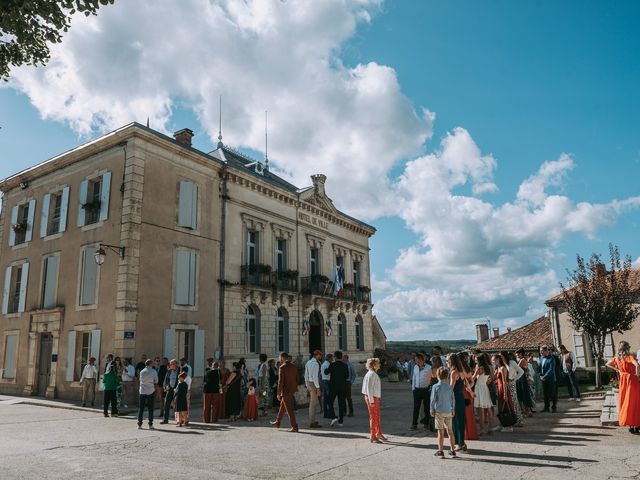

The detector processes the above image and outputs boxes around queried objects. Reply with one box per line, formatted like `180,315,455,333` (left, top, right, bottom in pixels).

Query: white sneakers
331,418,339,427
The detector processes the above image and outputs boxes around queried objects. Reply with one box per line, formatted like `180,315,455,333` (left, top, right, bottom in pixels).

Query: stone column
22,332,38,396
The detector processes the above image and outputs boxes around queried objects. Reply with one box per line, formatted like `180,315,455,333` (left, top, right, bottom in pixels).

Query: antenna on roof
264,110,269,171
217,95,224,148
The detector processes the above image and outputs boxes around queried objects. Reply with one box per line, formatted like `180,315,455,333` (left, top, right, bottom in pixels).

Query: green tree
560,244,639,388
0,0,115,80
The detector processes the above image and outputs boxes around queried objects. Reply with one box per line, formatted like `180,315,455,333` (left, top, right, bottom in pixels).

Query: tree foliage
560,244,639,387
0,0,115,80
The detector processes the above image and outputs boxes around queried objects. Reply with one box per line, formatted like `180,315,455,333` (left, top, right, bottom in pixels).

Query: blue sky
2,0,639,340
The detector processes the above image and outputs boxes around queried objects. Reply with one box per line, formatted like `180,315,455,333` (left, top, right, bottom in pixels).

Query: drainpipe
296,196,301,358
218,168,229,358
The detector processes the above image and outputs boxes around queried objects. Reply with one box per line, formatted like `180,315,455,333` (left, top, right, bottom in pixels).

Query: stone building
0,123,376,399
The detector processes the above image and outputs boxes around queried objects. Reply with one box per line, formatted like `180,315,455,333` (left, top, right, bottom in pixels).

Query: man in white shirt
559,344,581,401
410,354,431,430
305,350,323,428
80,356,98,407
121,359,135,408
180,357,193,378
137,359,158,429
321,353,334,419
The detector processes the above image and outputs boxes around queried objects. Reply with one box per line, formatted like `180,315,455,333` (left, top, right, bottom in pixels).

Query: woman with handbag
493,354,516,432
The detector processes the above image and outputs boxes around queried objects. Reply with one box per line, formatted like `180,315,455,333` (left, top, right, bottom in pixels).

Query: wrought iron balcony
240,264,273,289
301,275,334,297
356,288,371,303
273,271,298,292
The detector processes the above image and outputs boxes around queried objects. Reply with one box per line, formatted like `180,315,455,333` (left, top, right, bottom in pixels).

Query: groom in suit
540,346,558,412
271,352,299,432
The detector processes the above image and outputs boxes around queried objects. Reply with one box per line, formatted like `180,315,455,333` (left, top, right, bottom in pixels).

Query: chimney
475,324,489,344
174,128,194,147
492,327,500,339
507,327,512,333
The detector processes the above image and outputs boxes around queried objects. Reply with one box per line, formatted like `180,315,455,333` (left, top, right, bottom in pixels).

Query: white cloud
7,0,432,219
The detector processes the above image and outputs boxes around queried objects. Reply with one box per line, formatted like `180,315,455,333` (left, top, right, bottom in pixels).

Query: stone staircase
600,389,619,426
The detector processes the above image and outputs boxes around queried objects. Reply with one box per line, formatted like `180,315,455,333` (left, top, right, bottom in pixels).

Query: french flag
334,264,345,297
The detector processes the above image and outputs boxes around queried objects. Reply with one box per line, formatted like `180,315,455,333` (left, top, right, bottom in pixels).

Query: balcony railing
301,276,334,297
240,265,273,289
356,288,371,303
273,271,298,292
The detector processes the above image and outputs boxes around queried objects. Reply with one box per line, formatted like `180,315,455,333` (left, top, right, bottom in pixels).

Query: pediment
300,174,338,214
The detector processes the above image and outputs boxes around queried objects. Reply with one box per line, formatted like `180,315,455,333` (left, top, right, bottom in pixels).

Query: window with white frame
338,313,347,351
245,305,260,354
177,180,198,229
246,230,259,265
77,172,111,227
310,248,319,275
41,255,59,309
65,329,101,382
276,307,289,353
573,332,586,367
275,238,287,272
79,246,98,306
41,187,69,237
75,331,91,381
9,200,35,246
2,334,18,379
176,330,194,367
174,248,198,307
2,262,29,314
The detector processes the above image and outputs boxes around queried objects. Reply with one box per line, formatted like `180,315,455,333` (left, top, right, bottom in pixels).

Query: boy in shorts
430,367,456,458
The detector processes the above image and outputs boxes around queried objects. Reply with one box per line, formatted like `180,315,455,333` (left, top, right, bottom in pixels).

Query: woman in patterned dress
256,353,271,416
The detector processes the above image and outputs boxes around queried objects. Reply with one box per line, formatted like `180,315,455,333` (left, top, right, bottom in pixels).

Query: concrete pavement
0,382,638,480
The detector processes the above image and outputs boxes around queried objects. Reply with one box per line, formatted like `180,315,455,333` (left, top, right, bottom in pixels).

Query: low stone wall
600,389,619,426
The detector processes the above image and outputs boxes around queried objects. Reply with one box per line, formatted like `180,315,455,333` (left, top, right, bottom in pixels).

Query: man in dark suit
271,352,298,432
325,350,349,427
539,345,558,412
203,358,223,423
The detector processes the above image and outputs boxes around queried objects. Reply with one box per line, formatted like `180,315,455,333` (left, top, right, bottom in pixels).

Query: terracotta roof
545,268,640,304
471,316,552,352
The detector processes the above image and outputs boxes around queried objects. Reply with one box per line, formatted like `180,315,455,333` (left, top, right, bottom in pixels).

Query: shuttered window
9,200,35,246
41,255,59,309
2,262,29,314
78,173,111,227
79,246,98,305
573,332,586,367
2,334,18,379
178,181,198,229
175,249,197,306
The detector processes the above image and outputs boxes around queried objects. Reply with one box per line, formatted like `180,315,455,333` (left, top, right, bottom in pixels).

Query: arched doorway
308,310,323,355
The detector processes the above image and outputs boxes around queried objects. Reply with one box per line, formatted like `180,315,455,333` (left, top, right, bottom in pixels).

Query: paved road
0,382,638,480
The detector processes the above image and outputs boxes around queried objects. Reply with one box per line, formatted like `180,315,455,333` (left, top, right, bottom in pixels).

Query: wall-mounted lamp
94,244,125,265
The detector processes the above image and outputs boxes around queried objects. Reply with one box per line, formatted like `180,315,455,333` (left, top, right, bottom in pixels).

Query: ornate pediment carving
300,174,338,214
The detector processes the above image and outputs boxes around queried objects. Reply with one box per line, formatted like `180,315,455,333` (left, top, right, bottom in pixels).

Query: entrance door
308,310,323,355
37,333,53,396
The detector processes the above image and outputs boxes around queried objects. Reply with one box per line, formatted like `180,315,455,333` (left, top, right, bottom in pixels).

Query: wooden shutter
42,256,58,309
190,183,198,229
66,330,76,381
573,332,586,367
178,181,197,229
18,262,29,313
604,335,615,359
99,172,111,222
59,186,70,232
3,335,18,379
188,251,197,306
8,206,18,246
89,329,101,370
163,328,175,359
2,266,11,314
77,180,88,226
40,194,51,238
80,248,97,305
193,329,204,377
25,199,36,242
175,249,190,305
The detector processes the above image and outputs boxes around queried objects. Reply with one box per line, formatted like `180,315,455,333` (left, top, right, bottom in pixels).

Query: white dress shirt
321,360,331,381
361,370,381,403
80,364,98,382
138,366,158,395
304,358,321,388
508,360,524,381
562,351,577,372
412,364,431,390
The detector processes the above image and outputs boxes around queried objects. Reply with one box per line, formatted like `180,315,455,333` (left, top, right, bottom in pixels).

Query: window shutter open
2,266,11,314
99,172,111,222
80,248,97,305
77,180,88,226
175,250,190,305
43,256,58,309
188,251,197,306
190,183,198,229
4,335,18,378
59,186,70,232
40,194,51,238
178,181,196,228
25,199,36,242
66,330,76,381
18,262,29,313
163,328,175,359
90,329,101,371
8,205,18,246
194,329,204,377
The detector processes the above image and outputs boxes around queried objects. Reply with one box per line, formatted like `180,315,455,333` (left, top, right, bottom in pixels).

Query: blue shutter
178,181,194,228
18,262,29,313
163,329,175,359
90,329,101,371
80,248,97,305
25,199,36,242
43,256,58,309
77,180,88,226
188,251,197,306
40,194,51,238
66,330,76,381
190,183,198,229
194,329,205,377
59,187,70,232
8,206,18,246
99,172,111,222
2,266,12,314
175,250,190,305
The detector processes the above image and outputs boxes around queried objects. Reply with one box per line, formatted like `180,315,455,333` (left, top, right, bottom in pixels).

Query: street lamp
94,244,125,265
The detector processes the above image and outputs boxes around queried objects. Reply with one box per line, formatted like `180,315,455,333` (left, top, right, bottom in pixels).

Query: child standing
430,368,457,459
174,373,189,427
243,378,259,421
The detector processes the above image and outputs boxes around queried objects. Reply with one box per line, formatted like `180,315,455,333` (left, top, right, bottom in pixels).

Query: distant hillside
386,339,476,354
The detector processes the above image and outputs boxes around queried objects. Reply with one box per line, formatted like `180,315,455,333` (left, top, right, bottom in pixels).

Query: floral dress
257,362,271,411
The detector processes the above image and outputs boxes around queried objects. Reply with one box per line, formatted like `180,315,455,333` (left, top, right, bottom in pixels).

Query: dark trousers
565,371,581,399
203,393,223,423
137,393,154,426
345,382,354,415
163,388,175,422
329,388,346,423
412,387,429,426
543,380,558,411
322,380,334,418
103,390,118,416
276,394,297,428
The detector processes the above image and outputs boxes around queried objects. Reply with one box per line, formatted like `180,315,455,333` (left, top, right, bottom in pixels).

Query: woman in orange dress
460,354,479,441
243,378,259,421
492,354,513,432
606,341,640,434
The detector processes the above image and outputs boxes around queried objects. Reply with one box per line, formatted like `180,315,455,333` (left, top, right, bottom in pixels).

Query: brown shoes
288,426,299,433
309,422,322,428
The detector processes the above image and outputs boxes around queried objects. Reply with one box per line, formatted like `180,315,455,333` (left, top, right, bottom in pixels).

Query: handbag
497,404,517,427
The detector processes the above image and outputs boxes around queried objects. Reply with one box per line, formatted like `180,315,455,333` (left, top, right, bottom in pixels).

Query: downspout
296,196,301,357
218,168,229,358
